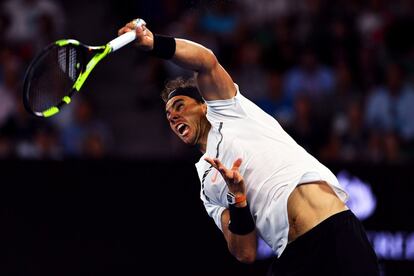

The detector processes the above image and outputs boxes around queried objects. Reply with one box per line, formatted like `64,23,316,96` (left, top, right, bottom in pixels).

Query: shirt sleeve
200,192,226,231
205,84,247,123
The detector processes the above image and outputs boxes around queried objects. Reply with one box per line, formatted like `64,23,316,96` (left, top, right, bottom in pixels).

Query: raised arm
118,19,236,101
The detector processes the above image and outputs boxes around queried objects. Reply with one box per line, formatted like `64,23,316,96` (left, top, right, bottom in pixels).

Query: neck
197,119,211,154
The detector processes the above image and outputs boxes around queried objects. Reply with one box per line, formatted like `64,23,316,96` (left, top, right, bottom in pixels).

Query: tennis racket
23,19,146,118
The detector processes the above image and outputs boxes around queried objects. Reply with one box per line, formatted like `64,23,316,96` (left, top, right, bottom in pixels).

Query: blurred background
1,0,414,275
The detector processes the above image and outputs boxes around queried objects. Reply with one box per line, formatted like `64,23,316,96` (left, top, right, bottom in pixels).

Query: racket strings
27,45,83,113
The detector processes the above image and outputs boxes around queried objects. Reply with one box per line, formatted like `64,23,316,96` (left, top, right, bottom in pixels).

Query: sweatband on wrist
228,204,255,235
149,34,176,59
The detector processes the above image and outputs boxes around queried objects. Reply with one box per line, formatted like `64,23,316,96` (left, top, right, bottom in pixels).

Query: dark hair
161,77,202,103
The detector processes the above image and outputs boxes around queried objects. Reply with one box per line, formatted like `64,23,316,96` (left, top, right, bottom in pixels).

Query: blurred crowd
1,0,414,163
0,0,111,160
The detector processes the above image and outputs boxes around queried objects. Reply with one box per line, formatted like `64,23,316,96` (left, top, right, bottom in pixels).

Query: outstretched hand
204,157,246,196
118,19,154,51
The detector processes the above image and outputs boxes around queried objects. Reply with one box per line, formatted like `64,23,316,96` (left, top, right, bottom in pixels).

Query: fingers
204,157,243,180
118,26,130,36
231,158,242,171
233,170,243,183
213,158,226,174
117,26,143,36
117,20,146,37
204,158,227,180
204,157,227,173
204,157,215,167
204,157,244,188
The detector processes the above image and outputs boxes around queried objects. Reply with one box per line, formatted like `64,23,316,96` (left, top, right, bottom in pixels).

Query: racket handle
109,31,136,52
109,18,146,52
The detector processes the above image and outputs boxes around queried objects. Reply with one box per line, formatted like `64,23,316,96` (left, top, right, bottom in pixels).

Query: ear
202,103,207,114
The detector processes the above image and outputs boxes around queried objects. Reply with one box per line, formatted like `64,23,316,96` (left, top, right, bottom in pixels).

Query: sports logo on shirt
211,170,219,184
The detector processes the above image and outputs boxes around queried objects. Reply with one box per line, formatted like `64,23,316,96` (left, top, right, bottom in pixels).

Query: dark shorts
267,210,380,276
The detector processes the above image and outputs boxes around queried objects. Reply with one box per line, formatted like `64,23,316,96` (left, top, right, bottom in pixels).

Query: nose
168,111,179,124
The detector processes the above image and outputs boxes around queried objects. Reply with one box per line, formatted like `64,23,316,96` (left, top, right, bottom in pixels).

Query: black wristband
228,204,255,235
149,34,176,59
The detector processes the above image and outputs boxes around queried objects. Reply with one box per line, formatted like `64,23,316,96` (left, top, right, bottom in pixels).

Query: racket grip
109,31,137,52
109,19,146,52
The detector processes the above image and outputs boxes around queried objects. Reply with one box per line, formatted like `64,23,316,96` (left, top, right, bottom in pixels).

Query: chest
200,163,228,206
199,131,241,205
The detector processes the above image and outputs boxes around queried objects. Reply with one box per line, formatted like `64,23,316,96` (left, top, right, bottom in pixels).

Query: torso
198,89,349,256
287,181,348,242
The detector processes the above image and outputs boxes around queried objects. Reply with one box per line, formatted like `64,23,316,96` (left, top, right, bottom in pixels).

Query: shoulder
205,84,249,122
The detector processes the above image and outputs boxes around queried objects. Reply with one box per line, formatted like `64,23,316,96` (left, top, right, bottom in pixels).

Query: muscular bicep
196,62,237,101
172,39,236,101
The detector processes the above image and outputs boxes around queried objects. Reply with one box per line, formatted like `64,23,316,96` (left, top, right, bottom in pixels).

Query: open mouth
176,123,190,137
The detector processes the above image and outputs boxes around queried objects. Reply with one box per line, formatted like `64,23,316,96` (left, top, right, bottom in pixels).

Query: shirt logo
211,170,219,184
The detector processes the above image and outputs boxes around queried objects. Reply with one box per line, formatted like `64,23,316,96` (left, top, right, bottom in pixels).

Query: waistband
286,210,353,249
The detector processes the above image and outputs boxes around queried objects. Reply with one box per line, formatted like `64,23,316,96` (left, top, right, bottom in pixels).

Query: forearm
172,38,218,74
221,209,257,263
118,22,217,73
118,20,235,100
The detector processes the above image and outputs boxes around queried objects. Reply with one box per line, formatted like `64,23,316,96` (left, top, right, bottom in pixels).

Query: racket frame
23,26,141,118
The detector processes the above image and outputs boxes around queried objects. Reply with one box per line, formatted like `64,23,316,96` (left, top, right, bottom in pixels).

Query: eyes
166,102,184,118
177,103,184,111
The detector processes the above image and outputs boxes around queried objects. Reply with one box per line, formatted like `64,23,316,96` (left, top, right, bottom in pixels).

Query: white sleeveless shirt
195,86,348,257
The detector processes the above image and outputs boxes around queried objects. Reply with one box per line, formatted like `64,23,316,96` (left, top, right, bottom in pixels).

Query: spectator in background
326,62,367,162
0,137,13,158
0,84,16,129
283,48,335,107
365,131,383,163
0,47,19,151
0,11,10,46
338,101,368,162
319,133,342,162
0,46,23,95
200,1,240,36
232,41,268,102
60,99,112,158
165,10,218,79
325,16,360,71
255,71,293,127
240,0,293,27
1,98,55,159
261,17,296,72
15,124,62,159
356,0,388,49
0,73,16,128
285,94,323,155
365,131,403,163
2,0,64,50
330,61,361,118
198,2,242,67
364,63,414,153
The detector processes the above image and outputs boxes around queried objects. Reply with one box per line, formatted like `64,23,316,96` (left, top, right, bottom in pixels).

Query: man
118,19,379,275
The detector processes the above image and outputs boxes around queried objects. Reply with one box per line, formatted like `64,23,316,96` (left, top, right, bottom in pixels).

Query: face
165,95,207,145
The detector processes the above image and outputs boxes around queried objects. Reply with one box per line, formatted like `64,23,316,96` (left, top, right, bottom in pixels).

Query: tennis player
118,19,379,275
